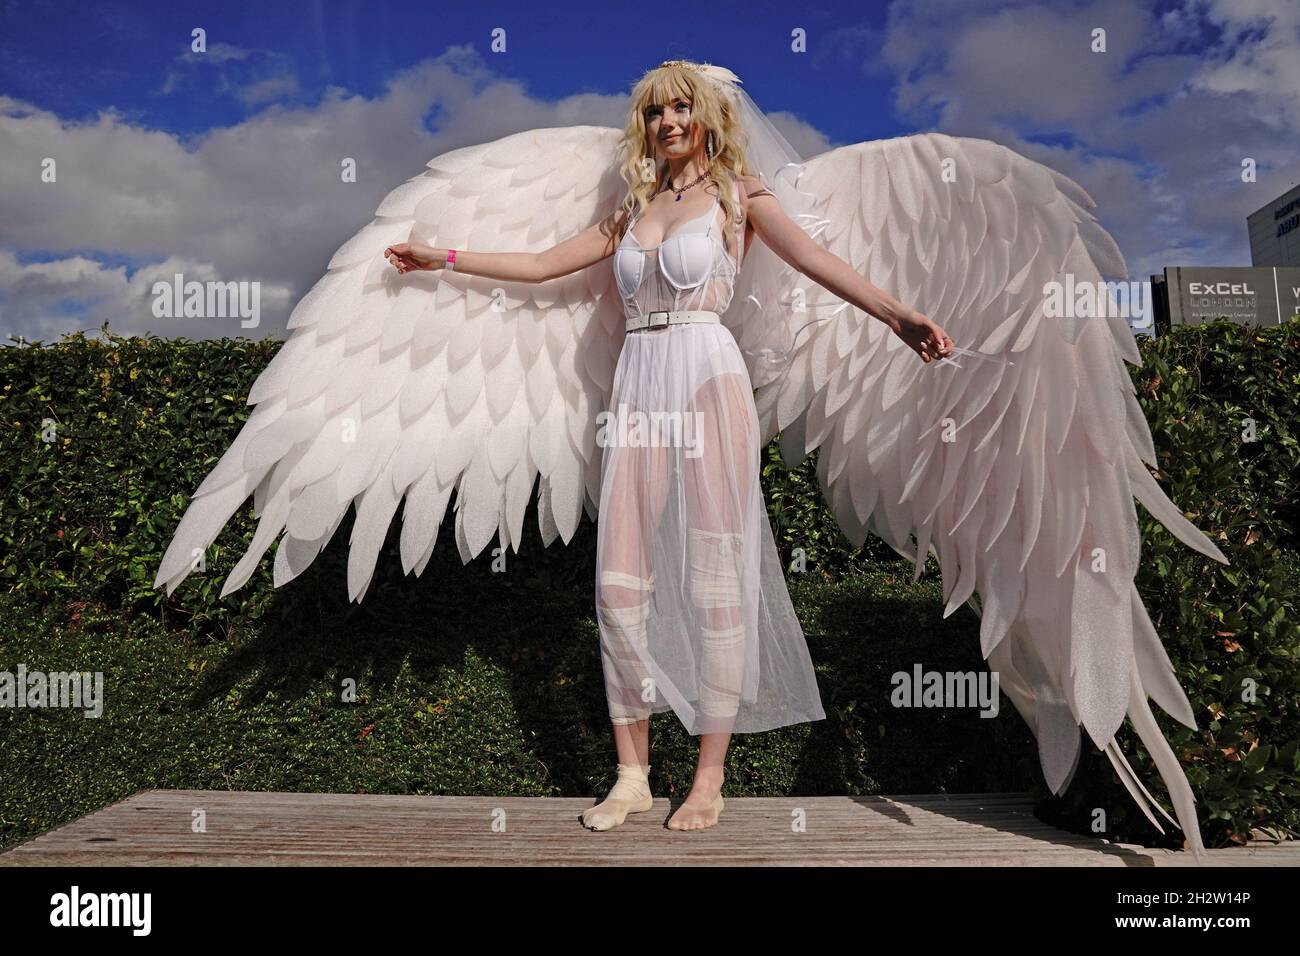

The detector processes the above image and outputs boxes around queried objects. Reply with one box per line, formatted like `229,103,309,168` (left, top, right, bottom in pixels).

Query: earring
706,131,715,161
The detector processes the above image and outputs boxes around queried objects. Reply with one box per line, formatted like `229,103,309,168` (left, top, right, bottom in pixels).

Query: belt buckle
647,310,670,329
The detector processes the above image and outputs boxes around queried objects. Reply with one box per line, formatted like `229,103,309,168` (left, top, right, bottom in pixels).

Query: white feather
155,126,627,601
757,132,1230,853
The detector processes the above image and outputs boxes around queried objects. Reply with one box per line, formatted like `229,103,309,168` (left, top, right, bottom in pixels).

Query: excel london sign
1166,266,1300,327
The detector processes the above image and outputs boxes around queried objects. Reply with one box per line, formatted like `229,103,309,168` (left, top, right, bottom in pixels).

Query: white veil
689,62,838,388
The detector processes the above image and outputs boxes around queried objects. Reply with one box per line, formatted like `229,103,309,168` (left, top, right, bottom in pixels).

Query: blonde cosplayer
156,57,1228,855
616,61,751,241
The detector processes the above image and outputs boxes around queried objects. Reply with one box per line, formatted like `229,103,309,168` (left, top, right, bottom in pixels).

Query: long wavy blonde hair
616,61,753,238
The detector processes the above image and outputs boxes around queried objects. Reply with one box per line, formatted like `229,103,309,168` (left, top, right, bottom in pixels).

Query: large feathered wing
154,125,627,603
755,132,1229,856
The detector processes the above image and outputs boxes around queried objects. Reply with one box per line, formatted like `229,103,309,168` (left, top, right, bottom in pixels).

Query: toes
667,810,712,830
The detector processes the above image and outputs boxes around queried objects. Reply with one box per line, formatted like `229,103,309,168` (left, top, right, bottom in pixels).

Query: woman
384,61,953,832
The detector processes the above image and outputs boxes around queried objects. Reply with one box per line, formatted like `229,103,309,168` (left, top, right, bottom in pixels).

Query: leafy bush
1,318,1296,851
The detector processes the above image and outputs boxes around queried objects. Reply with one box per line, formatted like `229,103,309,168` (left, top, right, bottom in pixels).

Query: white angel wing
154,125,627,603
757,132,1229,856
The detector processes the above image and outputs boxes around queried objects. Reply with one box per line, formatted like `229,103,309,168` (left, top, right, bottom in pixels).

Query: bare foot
670,790,722,832
666,768,725,831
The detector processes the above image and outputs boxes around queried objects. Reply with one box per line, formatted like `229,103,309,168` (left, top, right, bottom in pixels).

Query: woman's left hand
890,309,953,364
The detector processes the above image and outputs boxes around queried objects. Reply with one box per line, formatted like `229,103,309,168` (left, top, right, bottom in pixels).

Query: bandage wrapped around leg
687,529,745,722
596,570,655,725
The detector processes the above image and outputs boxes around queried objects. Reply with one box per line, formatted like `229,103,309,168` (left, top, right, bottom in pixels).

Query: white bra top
612,179,742,324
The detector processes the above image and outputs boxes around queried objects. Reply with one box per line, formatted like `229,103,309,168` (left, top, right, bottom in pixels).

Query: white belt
626,310,721,333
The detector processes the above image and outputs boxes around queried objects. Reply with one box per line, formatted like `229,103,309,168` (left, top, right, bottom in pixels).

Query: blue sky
1,0,915,142
2,0,1298,341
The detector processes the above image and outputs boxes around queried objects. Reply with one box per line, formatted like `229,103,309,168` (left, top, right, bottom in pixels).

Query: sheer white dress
595,175,826,735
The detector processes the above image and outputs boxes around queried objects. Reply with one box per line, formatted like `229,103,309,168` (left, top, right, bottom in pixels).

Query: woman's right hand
384,242,443,274
889,308,953,364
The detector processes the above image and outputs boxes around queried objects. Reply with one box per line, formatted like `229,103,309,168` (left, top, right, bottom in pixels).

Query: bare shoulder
737,173,776,201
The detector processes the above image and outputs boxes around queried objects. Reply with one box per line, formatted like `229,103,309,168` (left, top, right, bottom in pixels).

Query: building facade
1249,182,1300,268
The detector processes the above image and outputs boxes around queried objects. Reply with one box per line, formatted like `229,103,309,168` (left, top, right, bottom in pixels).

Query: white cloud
160,41,276,98
1189,0,1300,125
865,0,1300,279
7,18,1292,346
0,249,298,343
0,45,631,343
233,72,301,107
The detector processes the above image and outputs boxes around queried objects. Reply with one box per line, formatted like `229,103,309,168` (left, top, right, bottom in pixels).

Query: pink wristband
445,249,457,271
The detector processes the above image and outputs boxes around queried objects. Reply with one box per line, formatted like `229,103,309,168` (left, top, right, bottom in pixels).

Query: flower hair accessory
659,60,743,104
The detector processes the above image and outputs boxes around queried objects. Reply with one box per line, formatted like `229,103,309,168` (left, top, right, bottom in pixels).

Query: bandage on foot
581,763,653,831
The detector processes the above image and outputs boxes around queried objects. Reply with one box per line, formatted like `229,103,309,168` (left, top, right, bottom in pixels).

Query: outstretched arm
741,174,953,363
384,209,625,284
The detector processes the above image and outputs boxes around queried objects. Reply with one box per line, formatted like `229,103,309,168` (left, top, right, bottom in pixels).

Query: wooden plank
2,790,1295,866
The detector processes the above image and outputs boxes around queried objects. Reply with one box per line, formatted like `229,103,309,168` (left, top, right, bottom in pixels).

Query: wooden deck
2,790,1295,866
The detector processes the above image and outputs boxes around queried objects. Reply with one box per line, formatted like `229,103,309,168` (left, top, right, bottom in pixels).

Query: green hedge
1049,320,1300,845
0,318,1296,852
